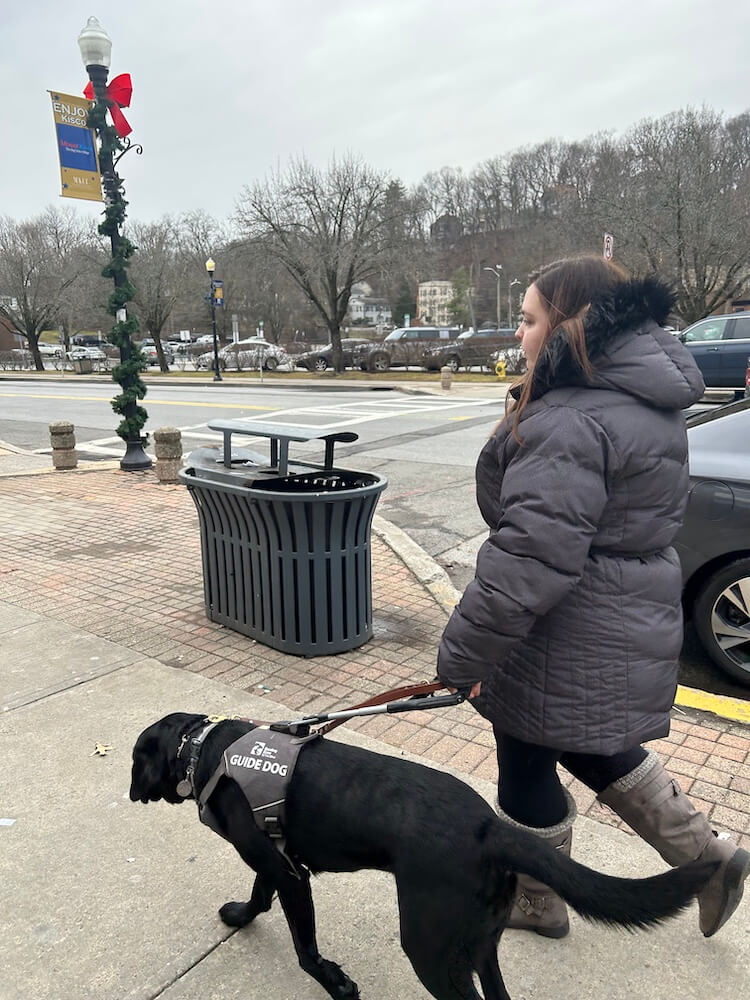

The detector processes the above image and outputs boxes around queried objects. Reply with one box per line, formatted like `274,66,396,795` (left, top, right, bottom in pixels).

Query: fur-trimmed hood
529,276,704,410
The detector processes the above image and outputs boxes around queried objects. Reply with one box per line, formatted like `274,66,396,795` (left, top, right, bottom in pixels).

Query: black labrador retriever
130,713,716,1000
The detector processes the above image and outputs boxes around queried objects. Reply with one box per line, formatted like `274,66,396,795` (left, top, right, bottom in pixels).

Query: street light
205,257,222,382
78,16,151,471
483,264,503,329
508,279,522,328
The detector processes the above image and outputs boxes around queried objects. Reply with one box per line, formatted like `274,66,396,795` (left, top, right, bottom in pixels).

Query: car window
683,318,730,343
727,315,750,340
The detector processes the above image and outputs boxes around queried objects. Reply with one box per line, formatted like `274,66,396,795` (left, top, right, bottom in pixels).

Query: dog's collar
176,718,220,799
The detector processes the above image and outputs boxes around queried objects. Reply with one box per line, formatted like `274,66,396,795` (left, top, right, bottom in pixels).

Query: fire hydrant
495,359,507,379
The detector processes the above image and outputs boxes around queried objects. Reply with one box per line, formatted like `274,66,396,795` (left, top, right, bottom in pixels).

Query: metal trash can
72,358,93,374
179,420,387,656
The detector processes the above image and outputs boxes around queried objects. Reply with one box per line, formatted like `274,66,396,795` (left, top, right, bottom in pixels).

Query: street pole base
213,373,223,382
120,438,153,472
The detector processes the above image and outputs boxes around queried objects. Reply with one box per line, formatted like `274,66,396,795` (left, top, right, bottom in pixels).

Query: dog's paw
316,958,359,999
219,901,254,928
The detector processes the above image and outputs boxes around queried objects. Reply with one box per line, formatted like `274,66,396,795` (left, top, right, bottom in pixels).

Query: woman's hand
446,681,482,699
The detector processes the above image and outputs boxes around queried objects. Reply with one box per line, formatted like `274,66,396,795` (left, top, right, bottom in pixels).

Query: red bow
83,73,133,138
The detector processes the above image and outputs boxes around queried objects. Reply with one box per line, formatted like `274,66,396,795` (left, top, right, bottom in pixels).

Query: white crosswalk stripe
34,396,497,455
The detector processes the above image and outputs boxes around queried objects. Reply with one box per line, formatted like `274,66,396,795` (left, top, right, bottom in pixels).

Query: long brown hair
506,255,630,439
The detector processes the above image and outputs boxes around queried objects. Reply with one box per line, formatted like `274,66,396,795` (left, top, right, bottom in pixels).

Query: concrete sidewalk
0,457,749,998
2,603,748,1000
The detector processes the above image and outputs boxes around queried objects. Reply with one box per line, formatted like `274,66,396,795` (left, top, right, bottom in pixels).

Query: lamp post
78,16,151,471
483,265,503,329
205,258,222,382
508,279,522,328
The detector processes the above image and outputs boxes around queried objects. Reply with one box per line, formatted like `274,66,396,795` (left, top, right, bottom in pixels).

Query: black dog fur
130,713,717,1000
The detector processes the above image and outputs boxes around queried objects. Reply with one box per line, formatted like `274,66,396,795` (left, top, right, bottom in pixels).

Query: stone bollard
154,426,182,483
49,421,78,470
440,365,452,390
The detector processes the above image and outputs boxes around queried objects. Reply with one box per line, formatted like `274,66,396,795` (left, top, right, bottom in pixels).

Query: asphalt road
1,378,746,701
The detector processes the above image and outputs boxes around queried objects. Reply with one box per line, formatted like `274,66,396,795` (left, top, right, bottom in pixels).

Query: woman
437,255,749,940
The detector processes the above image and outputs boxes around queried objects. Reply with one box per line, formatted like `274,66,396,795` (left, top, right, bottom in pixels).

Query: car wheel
367,351,390,373
314,357,328,372
692,557,750,686
447,356,461,374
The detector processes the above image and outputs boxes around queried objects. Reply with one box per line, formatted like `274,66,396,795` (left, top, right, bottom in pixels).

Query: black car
679,312,750,397
422,328,518,372
354,327,461,372
294,339,371,372
677,398,750,685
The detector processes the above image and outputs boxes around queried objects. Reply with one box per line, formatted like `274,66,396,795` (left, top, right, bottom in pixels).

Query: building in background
347,282,392,330
417,280,454,325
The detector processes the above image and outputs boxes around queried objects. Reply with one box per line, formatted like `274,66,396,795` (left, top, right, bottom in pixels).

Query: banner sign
49,90,103,202
212,279,224,307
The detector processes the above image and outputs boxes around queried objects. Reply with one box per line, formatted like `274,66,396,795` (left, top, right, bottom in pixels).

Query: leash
268,680,469,737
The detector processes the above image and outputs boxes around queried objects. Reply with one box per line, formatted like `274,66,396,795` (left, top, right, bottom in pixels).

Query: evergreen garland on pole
87,94,148,444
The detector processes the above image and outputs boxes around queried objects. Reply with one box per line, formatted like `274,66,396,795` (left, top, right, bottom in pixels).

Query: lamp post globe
205,258,222,382
77,16,112,69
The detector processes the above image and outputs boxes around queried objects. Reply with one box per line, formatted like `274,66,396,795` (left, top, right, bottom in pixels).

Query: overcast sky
3,1,749,227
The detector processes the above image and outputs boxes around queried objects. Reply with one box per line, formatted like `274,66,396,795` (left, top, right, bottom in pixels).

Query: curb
372,514,750,727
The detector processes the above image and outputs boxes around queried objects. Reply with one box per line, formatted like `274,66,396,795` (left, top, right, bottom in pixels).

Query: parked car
196,337,288,371
422,328,518,372
71,335,107,347
194,334,215,346
137,338,174,364
67,345,107,361
679,312,750,397
677,398,750,685
295,339,371,372
487,346,527,376
354,326,461,372
38,342,65,358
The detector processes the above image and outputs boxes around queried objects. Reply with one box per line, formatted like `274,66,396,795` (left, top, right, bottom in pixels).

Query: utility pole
483,264,503,329
508,279,521,328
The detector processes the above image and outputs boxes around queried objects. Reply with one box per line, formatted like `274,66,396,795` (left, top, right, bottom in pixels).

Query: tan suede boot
495,789,576,939
598,751,750,937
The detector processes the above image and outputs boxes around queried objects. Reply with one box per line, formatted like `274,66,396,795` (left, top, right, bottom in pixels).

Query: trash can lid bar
207,420,359,445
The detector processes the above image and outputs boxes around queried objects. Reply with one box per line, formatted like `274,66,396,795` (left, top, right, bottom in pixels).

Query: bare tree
236,156,400,371
128,217,191,371
588,109,750,322
0,207,88,369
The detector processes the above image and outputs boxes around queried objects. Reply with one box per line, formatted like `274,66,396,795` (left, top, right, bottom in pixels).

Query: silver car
677,399,750,685
197,338,288,371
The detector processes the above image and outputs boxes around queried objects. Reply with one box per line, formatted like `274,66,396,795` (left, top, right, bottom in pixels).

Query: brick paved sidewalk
1,467,748,849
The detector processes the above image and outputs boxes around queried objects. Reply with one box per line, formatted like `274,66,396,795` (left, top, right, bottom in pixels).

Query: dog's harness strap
199,728,319,878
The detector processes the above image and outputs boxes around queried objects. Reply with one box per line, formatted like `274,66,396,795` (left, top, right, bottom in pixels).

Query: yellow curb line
675,685,750,725
0,392,274,411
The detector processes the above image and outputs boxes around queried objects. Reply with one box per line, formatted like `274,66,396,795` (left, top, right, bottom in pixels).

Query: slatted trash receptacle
179,420,387,656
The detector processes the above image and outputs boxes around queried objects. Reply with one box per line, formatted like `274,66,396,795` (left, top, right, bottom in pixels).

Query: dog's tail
492,826,718,930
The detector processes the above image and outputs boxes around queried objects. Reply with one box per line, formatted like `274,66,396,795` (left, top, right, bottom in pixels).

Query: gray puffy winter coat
437,278,705,754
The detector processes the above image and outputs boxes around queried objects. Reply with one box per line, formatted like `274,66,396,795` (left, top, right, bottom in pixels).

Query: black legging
494,727,648,828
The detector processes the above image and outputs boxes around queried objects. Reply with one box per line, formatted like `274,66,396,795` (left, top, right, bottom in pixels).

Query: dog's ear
129,713,197,804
